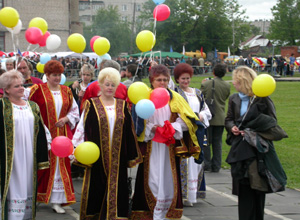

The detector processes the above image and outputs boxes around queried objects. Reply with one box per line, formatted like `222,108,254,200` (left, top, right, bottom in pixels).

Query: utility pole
130,0,136,54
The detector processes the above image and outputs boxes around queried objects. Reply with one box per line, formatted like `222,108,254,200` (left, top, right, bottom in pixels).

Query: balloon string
26,44,32,52
32,45,39,52
11,32,16,53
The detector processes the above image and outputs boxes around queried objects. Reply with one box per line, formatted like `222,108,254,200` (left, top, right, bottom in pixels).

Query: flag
17,48,22,57
200,46,203,57
182,45,185,55
214,48,218,59
170,45,173,53
228,47,231,57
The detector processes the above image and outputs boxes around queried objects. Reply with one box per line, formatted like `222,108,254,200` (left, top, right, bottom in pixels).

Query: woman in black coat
225,66,287,220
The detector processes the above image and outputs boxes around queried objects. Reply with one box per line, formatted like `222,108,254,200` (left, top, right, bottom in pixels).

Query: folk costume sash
29,84,75,204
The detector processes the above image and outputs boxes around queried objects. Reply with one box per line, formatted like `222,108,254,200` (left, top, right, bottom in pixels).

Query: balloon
25,27,43,44
136,30,156,52
67,33,86,53
36,62,45,73
74,141,100,165
39,31,51,47
153,0,165,4
135,99,155,119
46,34,61,51
28,17,48,34
128,82,151,104
0,7,19,28
42,74,47,83
60,74,66,85
6,19,22,34
153,4,171,21
252,74,276,97
51,136,73,157
100,53,111,60
90,35,100,52
93,37,110,56
150,88,170,109
40,53,51,64
97,57,102,67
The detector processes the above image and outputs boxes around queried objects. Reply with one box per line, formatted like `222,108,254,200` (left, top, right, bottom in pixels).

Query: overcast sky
238,0,277,21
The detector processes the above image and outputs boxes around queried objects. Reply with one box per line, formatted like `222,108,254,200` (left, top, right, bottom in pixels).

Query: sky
238,0,278,21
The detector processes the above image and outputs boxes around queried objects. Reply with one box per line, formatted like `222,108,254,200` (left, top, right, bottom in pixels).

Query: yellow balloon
28,17,48,34
36,62,45,73
0,7,19,28
74,141,100,165
252,74,276,97
136,30,156,52
93,37,110,56
67,33,86,53
128,82,151,104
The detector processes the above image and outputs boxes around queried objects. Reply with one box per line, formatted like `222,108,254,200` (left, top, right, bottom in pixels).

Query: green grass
68,71,300,189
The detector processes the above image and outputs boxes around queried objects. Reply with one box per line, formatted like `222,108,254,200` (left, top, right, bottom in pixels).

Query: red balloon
90,35,100,52
153,4,171,21
150,88,170,109
51,136,73,158
25,27,43,44
38,31,51,47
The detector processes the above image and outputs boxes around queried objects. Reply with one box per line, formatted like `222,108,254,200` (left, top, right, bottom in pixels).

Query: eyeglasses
154,78,169,82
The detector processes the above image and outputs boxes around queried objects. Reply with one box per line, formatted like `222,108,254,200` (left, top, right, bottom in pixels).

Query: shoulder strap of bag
211,79,215,100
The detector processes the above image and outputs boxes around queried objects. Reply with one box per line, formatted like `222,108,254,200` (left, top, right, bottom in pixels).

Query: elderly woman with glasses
0,70,49,220
173,63,212,207
131,64,203,220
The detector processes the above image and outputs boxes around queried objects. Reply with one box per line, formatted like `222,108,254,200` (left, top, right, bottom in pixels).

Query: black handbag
205,79,215,117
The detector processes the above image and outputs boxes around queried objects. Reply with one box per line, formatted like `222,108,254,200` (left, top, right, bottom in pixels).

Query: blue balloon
40,53,51,64
97,57,102,67
153,0,165,5
60,74,66,85
135,99,155,119
2,55,5,58
100,53,111,60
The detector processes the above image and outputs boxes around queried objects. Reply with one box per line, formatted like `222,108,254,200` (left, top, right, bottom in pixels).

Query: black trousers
238,183,266,220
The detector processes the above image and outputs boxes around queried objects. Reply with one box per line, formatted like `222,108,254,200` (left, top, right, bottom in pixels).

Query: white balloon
42,74,47,83
46,34,61,51
6,19,22,34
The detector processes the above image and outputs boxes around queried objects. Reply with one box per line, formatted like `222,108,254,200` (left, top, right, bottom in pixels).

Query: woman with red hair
173,63,212,206
28,60,80,213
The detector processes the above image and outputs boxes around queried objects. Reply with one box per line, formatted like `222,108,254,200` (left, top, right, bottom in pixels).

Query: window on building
136,4,141,12
80,15,91,22
122,4,127,11
0,32,4,51
121,16,127,22
93,4,103,10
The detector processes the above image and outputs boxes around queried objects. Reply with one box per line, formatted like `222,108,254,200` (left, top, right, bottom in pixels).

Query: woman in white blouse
0,70,49,220
173,63,212,206
28,60,80,214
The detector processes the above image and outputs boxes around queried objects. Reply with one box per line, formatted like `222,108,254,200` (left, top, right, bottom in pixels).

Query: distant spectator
191,55,199,66
237,56,245,66
289,53,296,76
123,64,142,88
5,58,15,71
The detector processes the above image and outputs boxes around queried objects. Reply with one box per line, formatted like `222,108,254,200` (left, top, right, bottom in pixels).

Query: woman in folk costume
72,67,142,219
131,64,203,220
173,63,212,206
0,70,49,220
28,60,80,214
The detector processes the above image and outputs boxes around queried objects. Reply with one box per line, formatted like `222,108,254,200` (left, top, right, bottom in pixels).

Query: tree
268,0,300,45
83,6,132,56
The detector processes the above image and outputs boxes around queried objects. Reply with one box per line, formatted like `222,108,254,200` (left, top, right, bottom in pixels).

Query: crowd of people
0,56,287,220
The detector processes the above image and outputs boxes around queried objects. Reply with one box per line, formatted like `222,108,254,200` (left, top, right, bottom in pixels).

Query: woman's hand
72,80,79,89
198,113,204,122
151,125,159,133
78,90,85,100
55,117,69,128
231,126,240,136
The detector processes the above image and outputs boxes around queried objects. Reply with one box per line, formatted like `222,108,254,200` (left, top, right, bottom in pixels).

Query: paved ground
36,168,300,220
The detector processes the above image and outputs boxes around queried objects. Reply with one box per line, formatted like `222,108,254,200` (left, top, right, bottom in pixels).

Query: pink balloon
90,35,100,52
150,88,170,109
51,136,73,158
38,31,51,47
25,27,43,44
153,4,171,21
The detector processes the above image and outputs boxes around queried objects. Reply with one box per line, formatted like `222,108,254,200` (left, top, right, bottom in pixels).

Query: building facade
250,19,270,35
79,0,147,26
0,0,82,52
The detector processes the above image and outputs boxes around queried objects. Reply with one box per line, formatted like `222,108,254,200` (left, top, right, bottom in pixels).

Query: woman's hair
44,60,64,76
80,63,94,78
149,64,170,85
0,70,24,97
173,63,193,83
98,67,120,86
232,66,257,96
